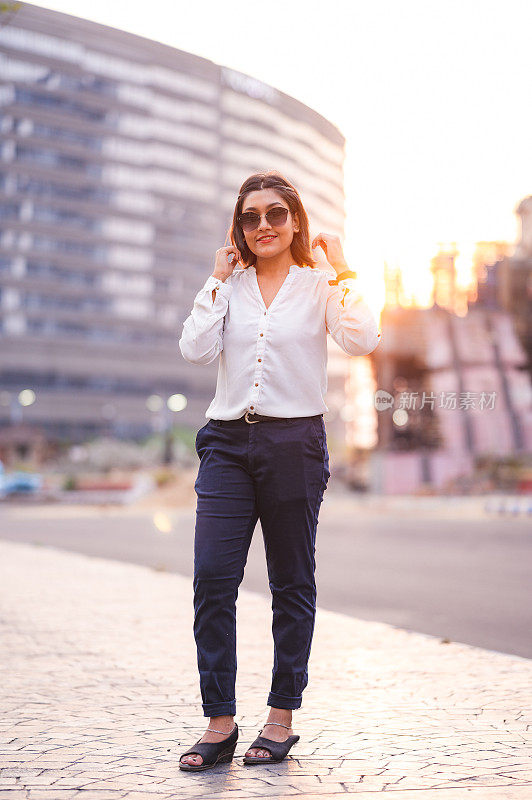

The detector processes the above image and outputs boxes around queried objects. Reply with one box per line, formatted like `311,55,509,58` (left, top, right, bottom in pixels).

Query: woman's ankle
266,708,293,725
208,714,235,731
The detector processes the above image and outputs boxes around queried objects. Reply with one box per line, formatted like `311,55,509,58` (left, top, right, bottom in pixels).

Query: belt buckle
245,411,260,424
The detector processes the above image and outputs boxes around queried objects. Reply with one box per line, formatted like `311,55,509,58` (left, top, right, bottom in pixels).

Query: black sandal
179,722,238,771
243,721,300,765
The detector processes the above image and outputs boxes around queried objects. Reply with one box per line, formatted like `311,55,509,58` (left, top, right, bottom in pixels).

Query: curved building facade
0,2,345,440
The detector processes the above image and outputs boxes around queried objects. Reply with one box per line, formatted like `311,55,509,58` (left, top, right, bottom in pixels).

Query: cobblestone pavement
1,539,531,800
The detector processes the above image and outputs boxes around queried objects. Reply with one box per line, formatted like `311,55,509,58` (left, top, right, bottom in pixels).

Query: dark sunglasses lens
238,207,288,231
239,212,260,231
267,207,288,225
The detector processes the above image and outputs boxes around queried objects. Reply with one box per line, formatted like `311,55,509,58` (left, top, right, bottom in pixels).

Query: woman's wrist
330,257,348,275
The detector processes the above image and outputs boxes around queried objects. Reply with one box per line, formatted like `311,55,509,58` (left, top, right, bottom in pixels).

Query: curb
484,495,532,517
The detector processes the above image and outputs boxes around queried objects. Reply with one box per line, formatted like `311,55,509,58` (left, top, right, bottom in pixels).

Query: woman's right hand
212,246,243,282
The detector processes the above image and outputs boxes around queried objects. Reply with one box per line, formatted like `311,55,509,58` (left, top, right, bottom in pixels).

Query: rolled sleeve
178,274,233,365
325,276,381,356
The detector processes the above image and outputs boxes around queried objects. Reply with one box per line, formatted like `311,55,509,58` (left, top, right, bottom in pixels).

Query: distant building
369,209,532,493
473,198,532,371
371,303,531,493
0,2,346,441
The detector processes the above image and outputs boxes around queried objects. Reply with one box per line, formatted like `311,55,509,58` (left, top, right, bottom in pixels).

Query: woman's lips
257,235,276,243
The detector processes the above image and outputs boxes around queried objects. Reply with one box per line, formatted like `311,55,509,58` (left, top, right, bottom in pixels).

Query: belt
244,411,284,424
210,412,323,426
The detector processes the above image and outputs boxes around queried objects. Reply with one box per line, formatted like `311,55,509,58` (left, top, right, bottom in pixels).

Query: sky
31,0,532,308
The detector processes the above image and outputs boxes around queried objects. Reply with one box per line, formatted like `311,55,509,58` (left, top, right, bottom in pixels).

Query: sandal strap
180,724,238,762
247,734,299,761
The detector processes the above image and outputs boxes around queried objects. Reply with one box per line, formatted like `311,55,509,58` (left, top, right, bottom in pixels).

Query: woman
178,171,381,771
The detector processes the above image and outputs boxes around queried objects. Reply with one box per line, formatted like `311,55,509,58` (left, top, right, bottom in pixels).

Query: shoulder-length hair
226,170,318,268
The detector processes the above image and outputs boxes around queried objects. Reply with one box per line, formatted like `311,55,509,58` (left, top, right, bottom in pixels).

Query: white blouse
179,264,381,420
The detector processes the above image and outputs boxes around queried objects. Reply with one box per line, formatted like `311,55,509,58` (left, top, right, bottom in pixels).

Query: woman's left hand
311,233,348,274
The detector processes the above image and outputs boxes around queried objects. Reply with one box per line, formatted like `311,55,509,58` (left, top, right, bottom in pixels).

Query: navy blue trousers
192,413,331,717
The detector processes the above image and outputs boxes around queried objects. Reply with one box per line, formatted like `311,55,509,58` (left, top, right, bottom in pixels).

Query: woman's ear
292,211,300,233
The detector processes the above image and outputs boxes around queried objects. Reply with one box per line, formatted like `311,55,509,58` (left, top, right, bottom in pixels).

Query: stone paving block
248,792,532,800
21,793,82,800
1,539,531,799
0,793,29,800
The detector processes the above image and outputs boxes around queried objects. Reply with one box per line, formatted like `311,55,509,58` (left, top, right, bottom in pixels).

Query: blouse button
263,311,266,315
250,406,254,410
259,333,263,336
257,358,262,362
254,382,258,387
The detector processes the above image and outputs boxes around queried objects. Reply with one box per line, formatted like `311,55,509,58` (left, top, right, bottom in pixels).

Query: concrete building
0,2,346,442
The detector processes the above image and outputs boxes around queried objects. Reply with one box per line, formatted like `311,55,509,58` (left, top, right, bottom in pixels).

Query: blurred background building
0,2,347,447
369,197,532,494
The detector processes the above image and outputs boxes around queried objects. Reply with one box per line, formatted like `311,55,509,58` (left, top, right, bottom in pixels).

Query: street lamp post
163,393,187,465
146,393,187,466
2,389,37,424
162,404,173,465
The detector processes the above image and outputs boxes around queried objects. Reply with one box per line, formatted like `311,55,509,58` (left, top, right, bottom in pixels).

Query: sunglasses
237,206,289,232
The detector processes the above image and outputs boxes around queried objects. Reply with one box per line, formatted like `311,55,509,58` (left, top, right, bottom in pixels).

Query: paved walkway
1,539,531,799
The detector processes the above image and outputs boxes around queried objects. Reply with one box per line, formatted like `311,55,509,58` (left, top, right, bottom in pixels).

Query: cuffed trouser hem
267,691,302,710
202,699,236,717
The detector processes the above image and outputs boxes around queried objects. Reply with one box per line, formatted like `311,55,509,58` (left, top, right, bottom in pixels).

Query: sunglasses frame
237,206,290,233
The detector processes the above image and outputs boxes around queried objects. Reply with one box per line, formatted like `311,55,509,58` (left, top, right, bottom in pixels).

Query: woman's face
240,188,299,261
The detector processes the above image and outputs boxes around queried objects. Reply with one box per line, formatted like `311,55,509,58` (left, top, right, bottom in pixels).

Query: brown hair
226,170,317,268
